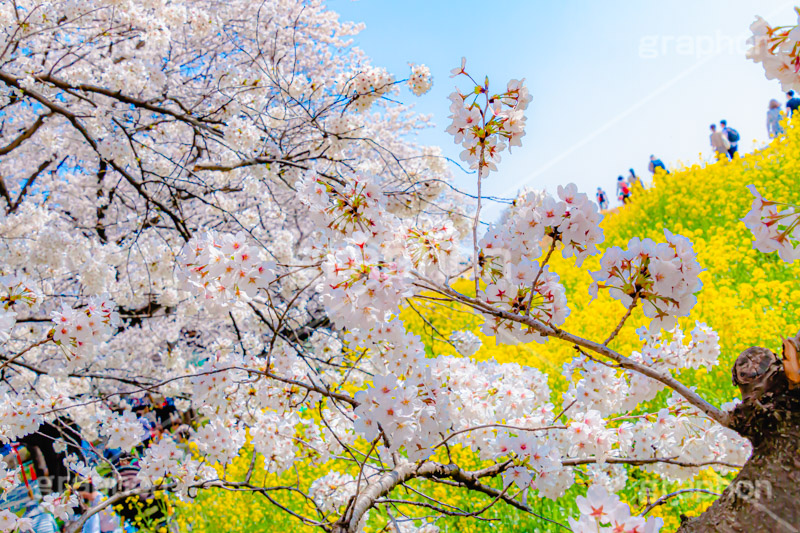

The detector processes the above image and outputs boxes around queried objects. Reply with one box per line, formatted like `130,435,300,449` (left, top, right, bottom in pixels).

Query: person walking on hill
648,155,668,175
767,99,785,138
616,176,631,204
709,124,730,160
720,120,739,159
628,168,642,189
787,90,800,117
596,187,609,211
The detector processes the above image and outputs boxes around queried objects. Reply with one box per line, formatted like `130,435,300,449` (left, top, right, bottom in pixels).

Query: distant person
628,168,642,188
720,120,739,159
709,124,730,160
616,176,631,204
596,187,609,210
648,155,668,175
787,90,800,117
767,99,785,138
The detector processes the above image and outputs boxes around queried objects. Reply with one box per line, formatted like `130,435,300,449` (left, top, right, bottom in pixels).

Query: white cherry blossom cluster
407,64,433,96
564,358,644,416
249,410,301,474
565,410,616,461
747,14,800,91
138,437,185,485
320,115,360,155
480,260,568,344
742,185,800,263
562,379,748,485
447,59,532,177
320,232,412,331
138,437,217,496
401,217,460,281
51,294,118,358
353,372,449,461
0,310,14,343
372,327,428,378
0,459,18,496
299,176,389,238
497,438,563,490
64,454,104,487
563,324,721,417
585,463,628,494
0,274,40,309
428,357,551,447
480,184,604,267
569,485,663,533
449,330,482,356
177,231,276,313
346,67,396,112
42,492,79,522
224,116,264,155
191,351,246,410
344,319,428,381
98,409,147,451
423,358,578,500
636,323,721,372
629,398,750,482
0,508,31,532
0,394,43,442
267,345,312,387
0,274,40,341
309,471,357,515
195,418,246,465
589,230,702,333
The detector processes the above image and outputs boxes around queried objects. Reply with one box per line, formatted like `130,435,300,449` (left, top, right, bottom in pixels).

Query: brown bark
677,346,800,533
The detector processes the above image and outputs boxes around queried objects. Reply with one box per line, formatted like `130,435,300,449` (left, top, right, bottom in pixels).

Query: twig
552,399,577,423
434,424,565,449
603,294,639,345
0,338,51,372
525,238,557,316
641,488,720,516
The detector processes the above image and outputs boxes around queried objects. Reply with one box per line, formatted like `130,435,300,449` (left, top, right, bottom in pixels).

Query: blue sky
328,0,796,219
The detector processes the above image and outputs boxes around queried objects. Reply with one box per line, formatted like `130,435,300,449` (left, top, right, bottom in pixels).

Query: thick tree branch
334,460,567,533
30,74,224,135
416,277,731,427
0,111,51,156
0,70,193,241
8,157,53,213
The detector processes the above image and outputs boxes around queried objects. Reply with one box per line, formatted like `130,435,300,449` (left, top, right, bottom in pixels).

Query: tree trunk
677,363,800,533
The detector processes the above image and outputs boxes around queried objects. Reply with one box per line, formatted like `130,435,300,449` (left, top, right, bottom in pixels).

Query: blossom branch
416,277,731,427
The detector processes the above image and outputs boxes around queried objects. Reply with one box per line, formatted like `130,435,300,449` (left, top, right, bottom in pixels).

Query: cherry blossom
748,13,800,91
309,471,358,514
177,231,277,313
98,409,147,451
589,230,702,333
407,64,433,96
51,294,118,359
742,185,800,263
447,60,532,178
449,330,482,356
569,485,663,533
